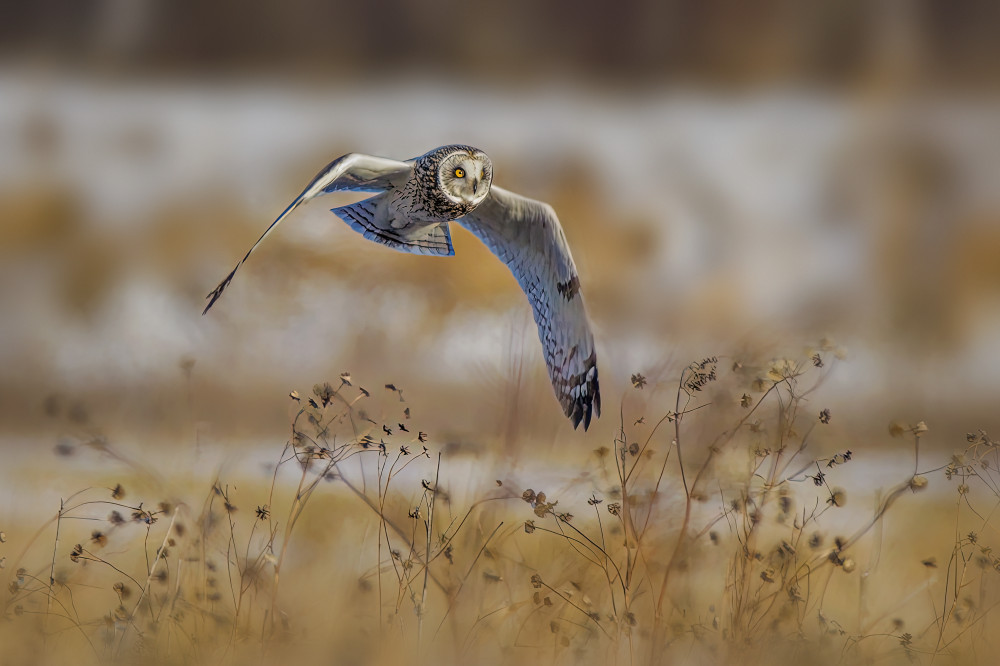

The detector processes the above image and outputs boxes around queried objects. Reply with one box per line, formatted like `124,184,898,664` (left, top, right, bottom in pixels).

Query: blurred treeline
3,0,998,88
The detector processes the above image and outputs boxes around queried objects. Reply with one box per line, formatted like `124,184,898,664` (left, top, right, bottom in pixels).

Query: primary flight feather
204,145,601,430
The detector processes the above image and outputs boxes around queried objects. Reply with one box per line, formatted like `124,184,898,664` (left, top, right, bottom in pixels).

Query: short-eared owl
204,145,600,430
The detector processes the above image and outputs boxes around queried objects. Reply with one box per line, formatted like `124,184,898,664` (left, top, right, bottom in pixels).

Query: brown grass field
4,347,999,666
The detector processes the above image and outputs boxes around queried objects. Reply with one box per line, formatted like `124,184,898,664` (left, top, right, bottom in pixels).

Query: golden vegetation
4,348,999,665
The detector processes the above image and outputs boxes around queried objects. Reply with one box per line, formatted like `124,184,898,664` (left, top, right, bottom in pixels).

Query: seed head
113,581,131,600
312,382,336,407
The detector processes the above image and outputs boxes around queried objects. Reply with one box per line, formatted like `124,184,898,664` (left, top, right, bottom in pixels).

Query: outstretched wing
203,153,412,314
457,186,600,430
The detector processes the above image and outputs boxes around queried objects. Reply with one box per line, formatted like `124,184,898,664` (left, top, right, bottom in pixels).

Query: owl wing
457,186,601,430
203,153,412,314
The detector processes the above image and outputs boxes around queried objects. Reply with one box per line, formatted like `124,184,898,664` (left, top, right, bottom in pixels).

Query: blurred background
1,0,998,462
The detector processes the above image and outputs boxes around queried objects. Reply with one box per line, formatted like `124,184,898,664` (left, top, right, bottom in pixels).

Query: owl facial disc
439,148,492,207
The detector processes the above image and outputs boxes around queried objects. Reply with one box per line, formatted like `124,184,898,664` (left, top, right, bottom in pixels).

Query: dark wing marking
457,186,600,430
332,196,454,256
203,153,412,314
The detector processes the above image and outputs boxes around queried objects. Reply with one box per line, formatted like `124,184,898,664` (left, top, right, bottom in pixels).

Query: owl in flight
204,145,600,430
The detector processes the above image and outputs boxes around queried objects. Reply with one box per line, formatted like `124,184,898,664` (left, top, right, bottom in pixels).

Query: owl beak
472,176,481,195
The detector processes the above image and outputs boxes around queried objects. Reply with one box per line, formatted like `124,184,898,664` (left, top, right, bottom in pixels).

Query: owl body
204,144,601,430
326,145,492,253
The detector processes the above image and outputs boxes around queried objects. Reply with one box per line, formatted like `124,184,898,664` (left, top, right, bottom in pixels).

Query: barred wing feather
457,186,601,430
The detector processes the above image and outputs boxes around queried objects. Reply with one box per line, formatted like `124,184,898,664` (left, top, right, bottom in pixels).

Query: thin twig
116,505,181,656
45,498,65,638
433,521,504,638
418,452,442,646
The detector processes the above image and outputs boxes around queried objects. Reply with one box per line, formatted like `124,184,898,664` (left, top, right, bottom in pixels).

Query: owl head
437,146,493,207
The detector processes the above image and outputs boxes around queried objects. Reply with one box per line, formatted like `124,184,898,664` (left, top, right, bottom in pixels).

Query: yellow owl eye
454,168,465,178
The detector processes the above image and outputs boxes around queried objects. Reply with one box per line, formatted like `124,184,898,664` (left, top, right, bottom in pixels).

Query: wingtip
202,267,237,315
562,358,601,431
567,383,600,431
202,285,223,316
569,402,594,431
201,296,218,316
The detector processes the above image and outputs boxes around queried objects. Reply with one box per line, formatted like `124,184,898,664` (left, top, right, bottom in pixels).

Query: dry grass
3,346,999,666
